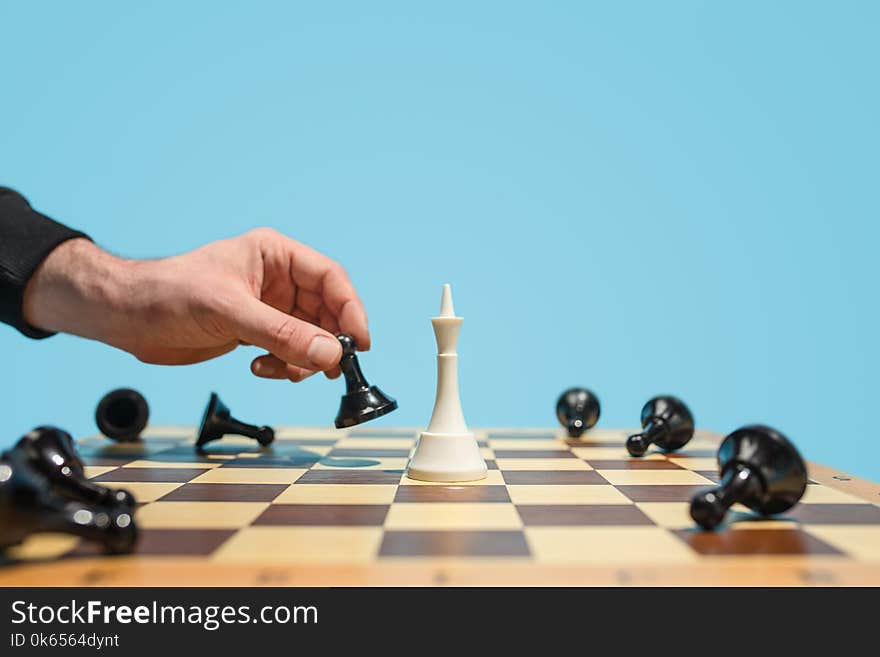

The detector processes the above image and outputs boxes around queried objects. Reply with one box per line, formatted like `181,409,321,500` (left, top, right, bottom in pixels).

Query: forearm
0,188,90,338
22,238,140,345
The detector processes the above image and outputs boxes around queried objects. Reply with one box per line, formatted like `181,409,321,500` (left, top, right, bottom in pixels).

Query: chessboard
1,426,878,586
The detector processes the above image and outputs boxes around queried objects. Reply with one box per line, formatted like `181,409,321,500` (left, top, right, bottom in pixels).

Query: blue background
1,2,877,480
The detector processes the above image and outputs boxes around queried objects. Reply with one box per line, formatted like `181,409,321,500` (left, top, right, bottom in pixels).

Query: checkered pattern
8,427,880,566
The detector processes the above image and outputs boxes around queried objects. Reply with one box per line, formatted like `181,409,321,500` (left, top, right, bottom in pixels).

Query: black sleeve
0,187,90,339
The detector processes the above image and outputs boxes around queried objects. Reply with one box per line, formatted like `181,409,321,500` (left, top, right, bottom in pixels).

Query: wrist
22,238,137,343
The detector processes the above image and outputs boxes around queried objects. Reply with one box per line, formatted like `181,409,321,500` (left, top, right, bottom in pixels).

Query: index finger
274,235,371,351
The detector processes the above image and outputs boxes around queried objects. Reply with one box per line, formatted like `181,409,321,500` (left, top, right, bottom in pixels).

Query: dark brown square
379,531,530,557
586,459,684,470
295,470,404,485
394,486,511,503
221,455,322,467
517,505,655,526
502,471,607,485
254,504,389,526
158,483,289,502
786,504,880,525
493,450,576,459
617,485,710,502
694,470,721,483
673,528,843,556
91,468,209,483
485,460,498,470
67,529,236,557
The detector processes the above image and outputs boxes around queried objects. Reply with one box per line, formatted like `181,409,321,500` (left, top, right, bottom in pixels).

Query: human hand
22,229,370,382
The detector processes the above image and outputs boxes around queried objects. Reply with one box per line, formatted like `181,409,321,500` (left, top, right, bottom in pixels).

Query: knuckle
270,317,305,352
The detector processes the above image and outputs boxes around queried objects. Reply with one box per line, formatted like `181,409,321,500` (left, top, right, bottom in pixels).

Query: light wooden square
384,503,522,530
526,527,696,563
6,534,80,561
274,484,398,505
401,470,505,486
805,526,880,561
213,527,383,563
84,466,118,479
666,457,717,471
635,502,694,528
596,470,713,485
123,460,223,469
136,501,268,528
189,468,307,484
801,485,872,505
335,438,415,449
494,458,592,471
507,484,631,505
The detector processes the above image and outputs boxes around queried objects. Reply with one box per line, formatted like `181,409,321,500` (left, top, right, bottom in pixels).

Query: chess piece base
406,431,487,482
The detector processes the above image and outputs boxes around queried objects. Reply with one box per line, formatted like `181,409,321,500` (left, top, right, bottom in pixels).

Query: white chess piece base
406,431,488,482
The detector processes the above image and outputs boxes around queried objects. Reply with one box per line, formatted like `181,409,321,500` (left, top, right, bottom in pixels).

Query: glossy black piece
334,334,398,429
0,450,137,554
690,425,808,530
555,388,600,438
626,396,695,457
95,388,149,442
11,426,136,508
196,393,275,450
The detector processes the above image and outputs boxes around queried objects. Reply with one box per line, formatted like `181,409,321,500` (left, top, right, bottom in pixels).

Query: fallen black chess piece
11,426,136,508
95,388,150,442
626,396,695,457
0,449,138,555
196,392,275,450
690,424,807,530
556,388,600,438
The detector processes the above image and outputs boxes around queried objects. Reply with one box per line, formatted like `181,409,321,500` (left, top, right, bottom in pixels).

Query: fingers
260,232,371,351
231,296,343,372
133,343,238,365
251,354,316,382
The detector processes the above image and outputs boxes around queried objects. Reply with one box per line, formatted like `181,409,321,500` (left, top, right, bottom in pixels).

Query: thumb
231,296,342,371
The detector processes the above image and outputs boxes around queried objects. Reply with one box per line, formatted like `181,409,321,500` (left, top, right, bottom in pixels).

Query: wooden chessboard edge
807,462,880,505
2,557,879,587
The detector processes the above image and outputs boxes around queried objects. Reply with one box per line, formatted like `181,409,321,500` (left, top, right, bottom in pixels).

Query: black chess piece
626,396,695,457
95,388,149,442
0,451,137,554
11,426,136,508
556,388,600,438
690,425,808,531
196,393,275,450
334,334,398,428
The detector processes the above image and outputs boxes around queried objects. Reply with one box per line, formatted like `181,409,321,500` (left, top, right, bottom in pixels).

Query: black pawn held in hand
556,388,600,438
0,451,137,555
626,396,694,457
196,393,275,450
690,425,808,531
335,334,398,428
13,427,136,508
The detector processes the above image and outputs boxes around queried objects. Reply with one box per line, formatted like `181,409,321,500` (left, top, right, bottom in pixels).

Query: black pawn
196,393,275,450
0,451,138,555
626,396,695,457
556,388,600,438
690,425,807,531
12,426,136,508
96,388,149,442
334,335,398,428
